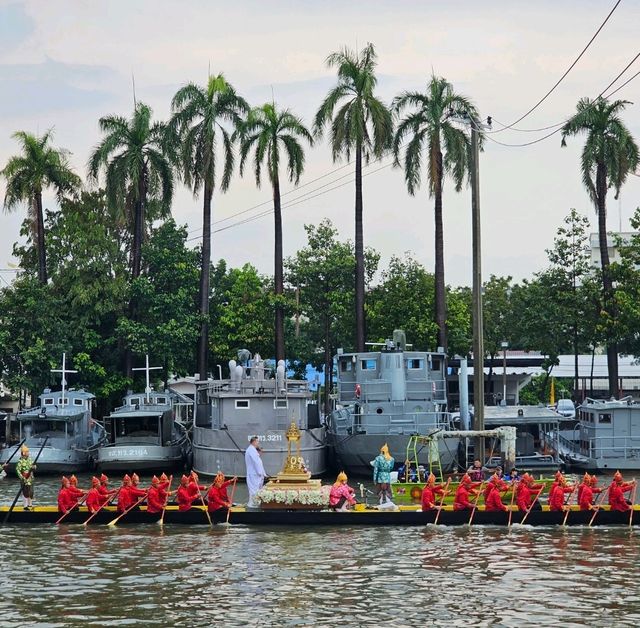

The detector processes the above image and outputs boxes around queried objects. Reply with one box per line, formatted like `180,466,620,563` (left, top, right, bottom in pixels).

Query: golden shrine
256,420,327,509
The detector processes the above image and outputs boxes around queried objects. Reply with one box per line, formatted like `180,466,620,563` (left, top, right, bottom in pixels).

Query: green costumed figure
15,445,37,510
372,443,395,505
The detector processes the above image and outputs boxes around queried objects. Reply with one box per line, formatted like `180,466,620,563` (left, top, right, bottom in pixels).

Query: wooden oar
588,488,608,527
468,481,486,527
225,477,238,525
629,479,637,529
107,490,149,526
520,485,545,525
192,481,213,527
562,484,578,526
55,492,89,525
3,436,48,524
158,475,174,526
83,487,121,526
433,478,451,525
507,480,518,527
0,438,27,479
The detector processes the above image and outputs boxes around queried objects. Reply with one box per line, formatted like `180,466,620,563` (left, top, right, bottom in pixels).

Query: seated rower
207,472,237,512
57,476,76,514
454,474,480,511
117,474,148,513
421,473,446,511
577,472,590,505
485,477,508,512
68,475,85,505
177,475,197,511
579,474,603,511
188,471,206,504
608,470,636,512
147,475,173,514
98,473,117,506
86,476,103,513
329,472,357,512
516,473,544,512
549,473,574,512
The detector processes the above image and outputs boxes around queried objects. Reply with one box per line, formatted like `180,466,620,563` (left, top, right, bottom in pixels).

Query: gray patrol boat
327,331,458,476
192,351,326,478
96,357,192,472
0,354,107,473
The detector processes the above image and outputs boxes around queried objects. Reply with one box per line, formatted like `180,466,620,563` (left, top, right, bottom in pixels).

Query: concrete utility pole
470,126,485,462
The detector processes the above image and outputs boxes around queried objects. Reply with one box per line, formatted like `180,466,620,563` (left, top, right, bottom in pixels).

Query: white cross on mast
132,354,162,404
51,352,78,407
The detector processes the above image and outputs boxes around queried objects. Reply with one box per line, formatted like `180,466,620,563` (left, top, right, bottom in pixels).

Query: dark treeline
1,43,638,407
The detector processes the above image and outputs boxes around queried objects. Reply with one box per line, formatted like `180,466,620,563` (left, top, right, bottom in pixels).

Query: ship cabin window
360,359,377,371
59,398,69,406
340,360,353,372
43,398,55,406
235,400,250,410
407,358,424,370
598,413,612,424
129,398,141,406
274,399,288,409
156,396,167,405
430,357,441,372
73,398,84,407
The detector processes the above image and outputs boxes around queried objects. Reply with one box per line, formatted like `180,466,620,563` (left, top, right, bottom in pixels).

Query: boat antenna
51,352,77,408
132,354,162,404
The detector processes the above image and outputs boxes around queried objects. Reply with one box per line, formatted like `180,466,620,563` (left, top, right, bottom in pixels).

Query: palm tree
392,75,480,353
169,74,248,379
1,130,81,284
88,102,174,281
237,103,313,362
561,97,639,397
314,43,393,352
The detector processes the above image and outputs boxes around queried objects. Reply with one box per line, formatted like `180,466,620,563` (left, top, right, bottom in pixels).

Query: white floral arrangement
256,485,331,506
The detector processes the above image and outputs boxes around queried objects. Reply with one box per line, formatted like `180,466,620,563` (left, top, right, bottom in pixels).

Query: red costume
579,481,603,510
86,477,103,513
57,477,76,513
188,472,206,503
117,475,147,513
207,479,234,512
549,483,573,511
421,484,445,511
146,476,169,514
516,475,544,511
485,483,507,512
608,472,635,512
454,475,479,510
177,475,196,511
68,475,84,503
97,473,116,506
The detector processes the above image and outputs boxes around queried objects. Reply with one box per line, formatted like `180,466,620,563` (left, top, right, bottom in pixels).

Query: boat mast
132,354,162,404
51,353,77,407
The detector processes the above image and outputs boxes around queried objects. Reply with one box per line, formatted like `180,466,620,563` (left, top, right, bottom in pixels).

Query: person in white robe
245,437,266,507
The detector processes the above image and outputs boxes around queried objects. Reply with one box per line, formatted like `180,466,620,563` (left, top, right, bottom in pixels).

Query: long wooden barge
1,504,637,527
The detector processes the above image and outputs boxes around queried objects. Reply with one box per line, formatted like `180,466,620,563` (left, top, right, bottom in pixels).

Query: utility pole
471,126,485,462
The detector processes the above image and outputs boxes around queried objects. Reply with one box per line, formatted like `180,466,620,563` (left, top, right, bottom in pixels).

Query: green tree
238,102,313,362
393,75,480,352
314,43,393,352
1,130,81,284
286,220,379,413
88,102,174,281
561,97,639,397
170,74,249,380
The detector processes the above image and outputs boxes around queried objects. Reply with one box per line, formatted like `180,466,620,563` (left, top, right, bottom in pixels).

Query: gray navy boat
0,354,107,473
327,331,458,476
192,352,326,478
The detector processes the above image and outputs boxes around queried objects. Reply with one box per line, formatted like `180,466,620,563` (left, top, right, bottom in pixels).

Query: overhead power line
492,0,623,133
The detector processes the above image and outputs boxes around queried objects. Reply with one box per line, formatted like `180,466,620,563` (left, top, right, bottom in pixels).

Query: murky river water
1,474,639,627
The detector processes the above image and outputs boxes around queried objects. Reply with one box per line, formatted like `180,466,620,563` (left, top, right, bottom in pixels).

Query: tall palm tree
238,103,313,362
169,74,248,379
392,75,480,353
561,97,639,397
1,130,81,284
314,43,393,352
88,102,174,281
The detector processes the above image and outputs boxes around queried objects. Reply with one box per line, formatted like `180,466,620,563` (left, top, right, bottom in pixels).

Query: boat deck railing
202,379,309,396
583,435,640,460
338,379,447,404
333,410,454,436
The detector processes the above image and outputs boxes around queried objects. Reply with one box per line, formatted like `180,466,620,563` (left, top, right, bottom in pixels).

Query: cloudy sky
0,0,639,287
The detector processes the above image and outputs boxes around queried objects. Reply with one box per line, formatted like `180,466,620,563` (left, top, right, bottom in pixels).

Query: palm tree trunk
197,181,212,380
273,174,285,363
34,192,47,284
434,151,447,352
596,162,619,397
354,140,365,352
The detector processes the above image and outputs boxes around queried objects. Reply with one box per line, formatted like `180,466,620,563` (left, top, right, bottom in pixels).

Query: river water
1,474,639,627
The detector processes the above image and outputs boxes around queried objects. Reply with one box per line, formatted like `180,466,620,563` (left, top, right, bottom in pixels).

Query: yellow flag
550,377,555,406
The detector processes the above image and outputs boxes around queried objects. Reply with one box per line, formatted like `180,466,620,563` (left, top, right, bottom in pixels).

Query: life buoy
410,485,422,501
355,384,361,399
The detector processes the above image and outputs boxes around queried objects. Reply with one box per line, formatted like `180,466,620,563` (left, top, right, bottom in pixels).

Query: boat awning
16,412,85,422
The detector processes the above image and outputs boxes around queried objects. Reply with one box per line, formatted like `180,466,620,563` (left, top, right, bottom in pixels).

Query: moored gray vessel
327,331,458,476
192,352,326,478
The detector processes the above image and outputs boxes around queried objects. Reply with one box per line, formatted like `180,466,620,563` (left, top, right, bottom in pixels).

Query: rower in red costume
57,476,76,513
188,471,206,502
483,473,508,501
608,470,636,512
117,474,147,513
86,476,103,513
68,475,85,504
577,472,590,505
421,473,447,511
485,476,508,512
207,472,236,512
177,475,197,511
579,473,603,510
516,473,545,511
548,473,574,511
146,475,171,514
453,474,480,510
98,473,117,506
